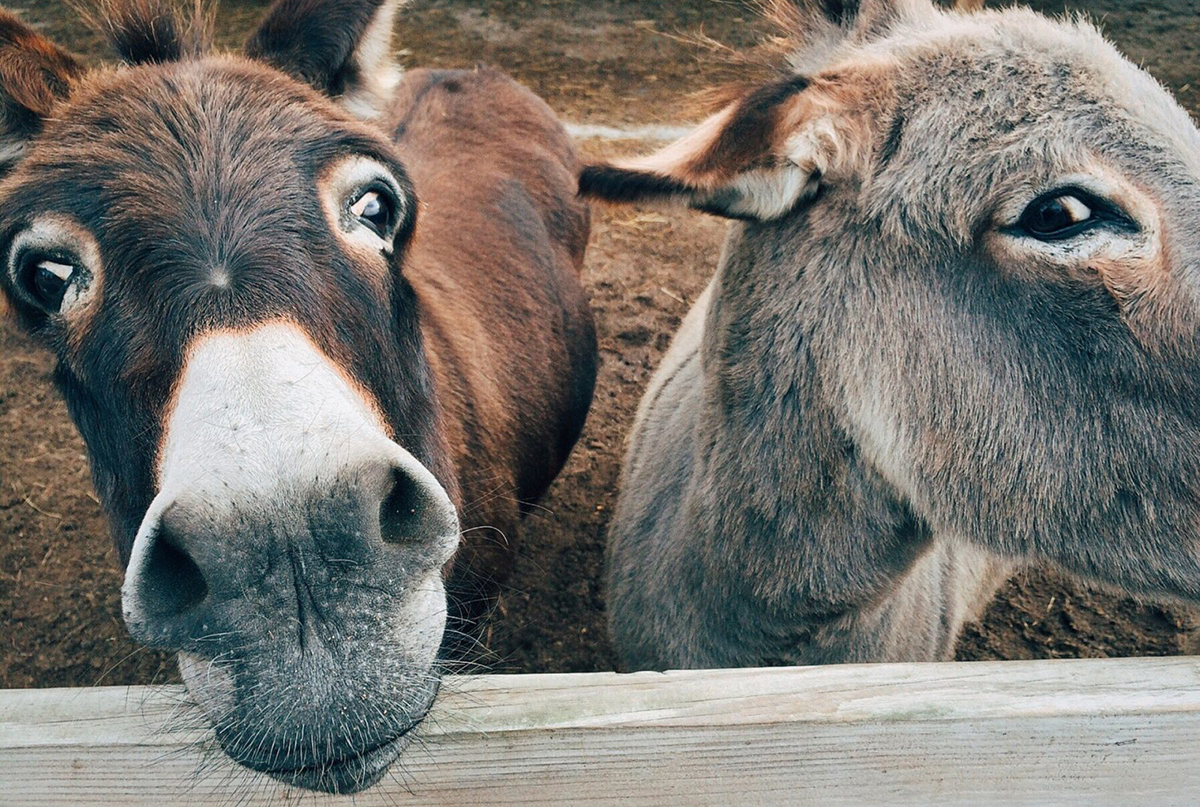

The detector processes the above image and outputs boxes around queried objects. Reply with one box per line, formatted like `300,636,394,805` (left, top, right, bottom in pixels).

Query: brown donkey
0,0,595,793
585,0,1200,671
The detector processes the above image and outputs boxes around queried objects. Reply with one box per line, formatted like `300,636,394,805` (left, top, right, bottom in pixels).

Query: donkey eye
1018,192,1103,240
22,255,76,311
349,189,396,237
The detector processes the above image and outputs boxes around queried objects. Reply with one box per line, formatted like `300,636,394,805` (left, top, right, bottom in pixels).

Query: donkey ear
245,0,405,120
581,73,876,221
0,11,82,171
775,0,933,72
806,0,933,33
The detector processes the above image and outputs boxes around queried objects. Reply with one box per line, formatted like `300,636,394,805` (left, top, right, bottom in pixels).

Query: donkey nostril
378,465,457,544
141,526,209,617
380,469,426,543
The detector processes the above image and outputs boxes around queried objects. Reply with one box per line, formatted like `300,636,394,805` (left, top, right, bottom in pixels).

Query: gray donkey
581,0,1200,670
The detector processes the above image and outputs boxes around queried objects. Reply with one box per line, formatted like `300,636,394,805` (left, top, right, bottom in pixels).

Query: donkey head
584,0,1200,605
0,0,459,793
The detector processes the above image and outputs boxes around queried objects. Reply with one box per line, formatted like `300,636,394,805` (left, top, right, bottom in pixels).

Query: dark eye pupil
1020,193,1097,240
1031,199,1073,233
353,190,393,235
33,264,69,307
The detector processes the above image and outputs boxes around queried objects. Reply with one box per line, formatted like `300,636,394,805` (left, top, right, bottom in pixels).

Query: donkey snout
121,450,459,650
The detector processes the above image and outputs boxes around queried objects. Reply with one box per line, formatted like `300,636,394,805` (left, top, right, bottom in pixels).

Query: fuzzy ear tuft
580,161,822,221
88,0,212,65
765,0,933,72
245,0,405,120
783,0,934,32
581,72,876,221
0,11,82,171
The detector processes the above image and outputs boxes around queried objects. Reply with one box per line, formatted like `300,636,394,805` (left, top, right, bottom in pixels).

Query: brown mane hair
79,0,213,63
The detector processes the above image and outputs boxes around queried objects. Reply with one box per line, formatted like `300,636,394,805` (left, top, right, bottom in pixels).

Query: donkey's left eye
22,256,75,311
349,189,396,237
1021,194,1093,239
1016,189,1133,242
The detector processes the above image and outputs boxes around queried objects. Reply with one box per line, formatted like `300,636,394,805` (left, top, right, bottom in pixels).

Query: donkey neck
681,222,999,663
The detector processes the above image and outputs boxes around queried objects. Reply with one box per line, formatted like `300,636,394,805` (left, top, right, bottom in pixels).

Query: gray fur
603,0,1200,670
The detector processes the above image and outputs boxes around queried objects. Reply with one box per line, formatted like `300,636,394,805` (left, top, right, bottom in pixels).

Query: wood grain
3,657,1200,805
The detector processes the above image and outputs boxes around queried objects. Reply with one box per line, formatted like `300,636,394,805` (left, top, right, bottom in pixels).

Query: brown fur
386,67,594,585
82,0,212,63
0,10,81,157
4,49,595,591
686,75,810,180
0,1,596,792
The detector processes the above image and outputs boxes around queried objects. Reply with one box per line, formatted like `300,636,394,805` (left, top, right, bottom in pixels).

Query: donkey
583,0,1200,671
0,0,595,793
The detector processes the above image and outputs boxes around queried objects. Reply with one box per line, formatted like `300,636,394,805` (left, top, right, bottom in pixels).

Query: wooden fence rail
3,657,1200,805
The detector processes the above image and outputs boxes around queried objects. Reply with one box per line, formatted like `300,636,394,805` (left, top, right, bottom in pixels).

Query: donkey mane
759,0,915,73
74,0,406,117
82,0,213,64
681,0,902,116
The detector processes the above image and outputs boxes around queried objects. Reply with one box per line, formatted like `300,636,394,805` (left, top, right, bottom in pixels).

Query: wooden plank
2,657,1200,805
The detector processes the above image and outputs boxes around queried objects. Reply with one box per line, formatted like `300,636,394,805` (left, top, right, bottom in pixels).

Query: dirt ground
2,0,1200,689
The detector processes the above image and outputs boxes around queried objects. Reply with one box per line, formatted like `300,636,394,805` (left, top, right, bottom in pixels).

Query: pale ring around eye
4,216,101,316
